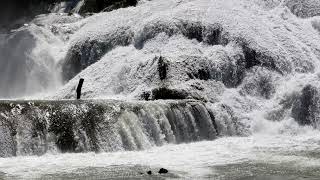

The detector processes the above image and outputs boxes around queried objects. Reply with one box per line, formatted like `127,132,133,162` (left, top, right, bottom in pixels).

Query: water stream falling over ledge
0,99,222,158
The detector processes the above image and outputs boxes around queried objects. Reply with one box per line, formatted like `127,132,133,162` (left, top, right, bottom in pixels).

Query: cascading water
0,100,224,157
2,0,320,179
0,25,64,98
0,0,83,99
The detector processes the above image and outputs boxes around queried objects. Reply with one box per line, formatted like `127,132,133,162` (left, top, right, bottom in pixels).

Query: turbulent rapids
2,0,320,179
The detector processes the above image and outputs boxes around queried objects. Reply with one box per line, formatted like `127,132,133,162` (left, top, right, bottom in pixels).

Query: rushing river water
2,133,320,179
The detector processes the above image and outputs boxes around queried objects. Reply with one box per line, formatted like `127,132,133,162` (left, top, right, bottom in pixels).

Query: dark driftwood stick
76,78,84,99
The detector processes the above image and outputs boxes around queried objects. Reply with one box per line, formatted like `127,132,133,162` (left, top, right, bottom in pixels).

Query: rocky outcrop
292,85,320,127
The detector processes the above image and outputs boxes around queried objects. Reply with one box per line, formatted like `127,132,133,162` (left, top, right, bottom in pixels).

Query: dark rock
140,91,151,101
203,25,226,45
78,0,138,14
197,69,210,80
158,56,168,80
151,87,188,100
158,168,168,174
292,84,320,126
179,21,226,45
241,43,278,72
147,170,152,175
181,21,204,42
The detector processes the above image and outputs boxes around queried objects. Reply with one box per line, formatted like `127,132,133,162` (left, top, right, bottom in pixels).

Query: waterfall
0,25,64,99
0,99,240,158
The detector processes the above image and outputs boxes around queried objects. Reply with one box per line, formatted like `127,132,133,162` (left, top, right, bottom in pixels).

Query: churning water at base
1,134,320,179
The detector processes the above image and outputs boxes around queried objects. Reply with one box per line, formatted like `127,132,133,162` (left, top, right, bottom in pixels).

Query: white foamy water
1,131,320,179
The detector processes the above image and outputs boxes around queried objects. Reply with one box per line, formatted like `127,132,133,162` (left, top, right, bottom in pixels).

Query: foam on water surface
1,133,320,179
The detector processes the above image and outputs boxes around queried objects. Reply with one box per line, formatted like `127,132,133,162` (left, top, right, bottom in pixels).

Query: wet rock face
292,85,320,127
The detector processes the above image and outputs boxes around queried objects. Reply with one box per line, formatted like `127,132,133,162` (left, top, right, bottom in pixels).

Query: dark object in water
76,78,84,99
158,56,168,80
158,168,168,174
147,170,152,175
140,91,151,101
